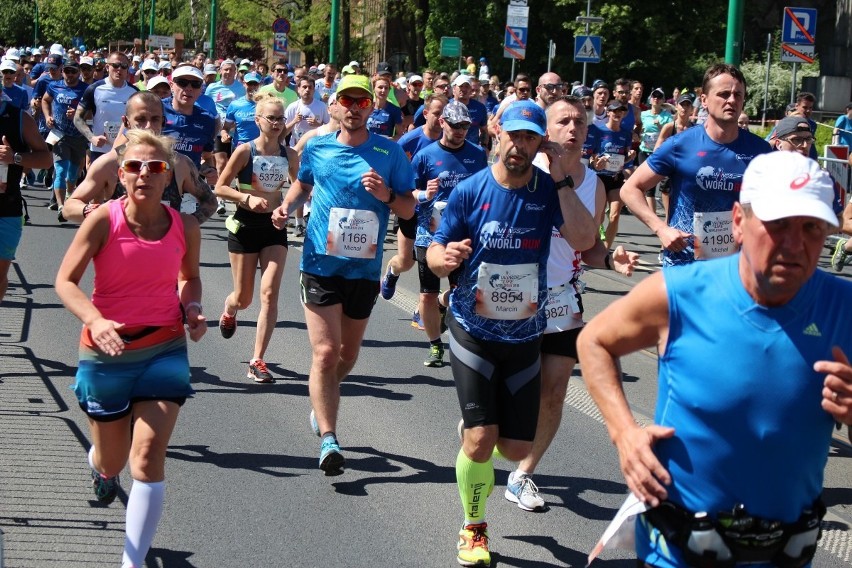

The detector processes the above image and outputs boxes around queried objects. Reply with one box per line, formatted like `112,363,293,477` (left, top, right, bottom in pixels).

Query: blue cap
244,72,262,84
500,100,546,136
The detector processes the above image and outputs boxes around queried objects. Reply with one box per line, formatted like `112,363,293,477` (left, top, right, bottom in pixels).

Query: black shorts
448,311,542,441
214,135,232,155
227,211,288,254
415,246,460,294
540,327,582,359
397,214,416,240
598,172,625,197
299,272,379,320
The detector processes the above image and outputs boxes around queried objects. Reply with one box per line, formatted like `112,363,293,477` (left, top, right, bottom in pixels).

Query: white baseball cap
158,60,172,70
0,60,17,72
452,74,472,87
79,56,94,67
740,152,838,227
171,65,204,81
140,60,159,72
409,74,424,84
132,55,141,62
146,76,170,90
349,60,360,67
49,43,65,55
5,48,20,61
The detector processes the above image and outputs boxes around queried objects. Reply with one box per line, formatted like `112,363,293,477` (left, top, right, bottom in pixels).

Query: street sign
147,35,175,49
781,43,815,64
440,36,461,58
273,33,288,56
575,16,604,25
574,35,601,63
273,18,290,34
782,6,816,44
504,26,528,59
507,5,529,27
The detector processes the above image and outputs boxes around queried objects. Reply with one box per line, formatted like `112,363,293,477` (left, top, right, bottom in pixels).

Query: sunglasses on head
174,78,203,89
121,159,171,174
337,94,372,109
109,62,129,70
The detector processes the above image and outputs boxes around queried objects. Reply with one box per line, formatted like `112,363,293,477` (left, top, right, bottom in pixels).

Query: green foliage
0,3,37,46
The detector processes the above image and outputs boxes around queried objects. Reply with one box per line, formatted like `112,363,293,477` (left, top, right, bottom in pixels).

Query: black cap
650,87,665,98
376,62,392,75
676,93,694,105
592,79,608,91
774,116,812,139
45,54,63,68
606,100,627,112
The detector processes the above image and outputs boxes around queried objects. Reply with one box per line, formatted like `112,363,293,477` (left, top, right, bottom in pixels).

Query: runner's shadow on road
145,547,197,567
330,445,456,496
823,486,852,508
519,474,627,522
166,444,310,478
500,534,635,568
361,338,435,349
189,365,308,395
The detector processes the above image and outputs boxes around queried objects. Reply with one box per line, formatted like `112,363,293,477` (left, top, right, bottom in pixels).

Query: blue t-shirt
462,98,487,145
636,254,852,567
433,166,564,343
412,105,426,129
204,80,245,120
398,126,439,160
646,125,771,265
298,132,415,280
483,94,499,116
3,84,29,110
588,123,634,176
34,74,54,133
29,63,45,81
162,97,217,167
46,79,89,137
225,97,259,148
411,140,488,248
834,114,852,147
195,93,218,117
367,104,402,138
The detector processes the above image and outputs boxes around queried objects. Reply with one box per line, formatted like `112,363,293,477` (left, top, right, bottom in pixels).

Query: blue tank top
636,254,852,567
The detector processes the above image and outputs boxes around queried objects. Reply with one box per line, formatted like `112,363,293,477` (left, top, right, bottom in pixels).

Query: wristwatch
554,176,575,190
13,153,22,166
382,190,396,205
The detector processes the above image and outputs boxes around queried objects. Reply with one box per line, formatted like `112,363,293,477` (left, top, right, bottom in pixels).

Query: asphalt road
1,186,850,567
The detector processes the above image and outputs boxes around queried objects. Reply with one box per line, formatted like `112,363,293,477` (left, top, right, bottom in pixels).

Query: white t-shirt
284,98,331,147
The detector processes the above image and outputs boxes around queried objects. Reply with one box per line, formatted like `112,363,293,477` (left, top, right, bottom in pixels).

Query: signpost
574,35,601,63
575,7,605,85
440,36,461,58
273,17,290,58
781,6,817,103
504,0,529,67
147,34,174,50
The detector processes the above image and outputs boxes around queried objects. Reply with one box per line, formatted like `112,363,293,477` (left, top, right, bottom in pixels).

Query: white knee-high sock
121,480,165,568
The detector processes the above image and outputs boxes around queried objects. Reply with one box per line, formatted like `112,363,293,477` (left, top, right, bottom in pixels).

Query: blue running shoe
319,437,345,474
380,264,399,300
411,310,425,330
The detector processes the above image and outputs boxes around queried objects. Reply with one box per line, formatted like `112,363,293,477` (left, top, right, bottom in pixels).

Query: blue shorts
0,216,23,261
73,334,193,421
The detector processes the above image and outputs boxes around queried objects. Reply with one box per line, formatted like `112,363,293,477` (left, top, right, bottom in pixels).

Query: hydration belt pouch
644,499,825,568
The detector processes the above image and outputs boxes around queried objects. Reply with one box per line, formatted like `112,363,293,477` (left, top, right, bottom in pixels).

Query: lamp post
209,0,217,61
33,1,39,46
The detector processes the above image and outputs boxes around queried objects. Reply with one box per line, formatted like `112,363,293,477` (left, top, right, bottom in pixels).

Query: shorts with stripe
73,325,193,421
448,311,541,441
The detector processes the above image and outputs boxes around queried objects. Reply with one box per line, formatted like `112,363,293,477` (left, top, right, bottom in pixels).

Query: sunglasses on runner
782,135,814,147
261,115,285,124
541,83,564,92
273,68,288,74
63,68,80,74
108,62,130,70
1,70,15,75
337,95,372,110
446,121,471,130
174,78,203,89
120,159,171,174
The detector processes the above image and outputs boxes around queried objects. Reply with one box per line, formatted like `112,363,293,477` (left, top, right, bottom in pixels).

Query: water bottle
686,512,733,561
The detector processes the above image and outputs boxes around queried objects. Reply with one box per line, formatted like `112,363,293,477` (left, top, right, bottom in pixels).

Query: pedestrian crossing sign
574,35,601,63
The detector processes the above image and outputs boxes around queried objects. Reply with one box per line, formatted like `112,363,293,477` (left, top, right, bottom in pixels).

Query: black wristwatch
554,176,575,190
13,153,23,166
382,190,396,205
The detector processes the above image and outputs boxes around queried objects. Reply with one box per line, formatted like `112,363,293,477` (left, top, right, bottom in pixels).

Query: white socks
121,480,165,568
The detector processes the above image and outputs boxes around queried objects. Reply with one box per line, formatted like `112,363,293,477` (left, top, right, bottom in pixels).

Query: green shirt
258,83,299,106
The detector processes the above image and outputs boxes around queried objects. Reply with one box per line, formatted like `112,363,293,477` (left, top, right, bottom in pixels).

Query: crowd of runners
2,41,852,568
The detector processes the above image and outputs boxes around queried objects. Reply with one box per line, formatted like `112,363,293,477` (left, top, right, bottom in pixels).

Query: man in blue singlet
579,150,852,568
426,100,597,567
620,63,772,266
271,74,415,476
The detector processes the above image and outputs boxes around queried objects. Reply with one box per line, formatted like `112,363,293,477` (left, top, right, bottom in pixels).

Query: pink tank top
92,199,186,327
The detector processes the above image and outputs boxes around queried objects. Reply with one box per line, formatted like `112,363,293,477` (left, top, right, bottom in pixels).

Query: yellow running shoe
457,522,490,566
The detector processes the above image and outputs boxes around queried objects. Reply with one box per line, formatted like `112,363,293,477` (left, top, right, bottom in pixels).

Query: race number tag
251,156,289,192
326,207,380,259
693,210,736,259
103,121,121,145
475,262,538,320
642,132,659,148
604,153,625,173
544,284,582,333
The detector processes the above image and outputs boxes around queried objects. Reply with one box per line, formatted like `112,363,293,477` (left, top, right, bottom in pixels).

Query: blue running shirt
398,126,439,160
225,97,259,148
646,126,771,265
298,132,415,280
46,80,89,137
162,97,217,167
411,140,487,248
433,166,564,343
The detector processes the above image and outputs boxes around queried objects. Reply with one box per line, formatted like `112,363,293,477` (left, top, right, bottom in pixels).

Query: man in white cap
73,51,137,163
579,150,852,568
205,58,245,203
450,74,488,147
135,59,158,90
0,60,28,109
400,74,424,132
162,65,217,171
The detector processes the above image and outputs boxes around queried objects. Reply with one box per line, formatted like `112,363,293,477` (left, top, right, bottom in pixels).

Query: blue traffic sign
273,17,290,34
782,7,816,44
505,26,528,50
574,35,601,63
